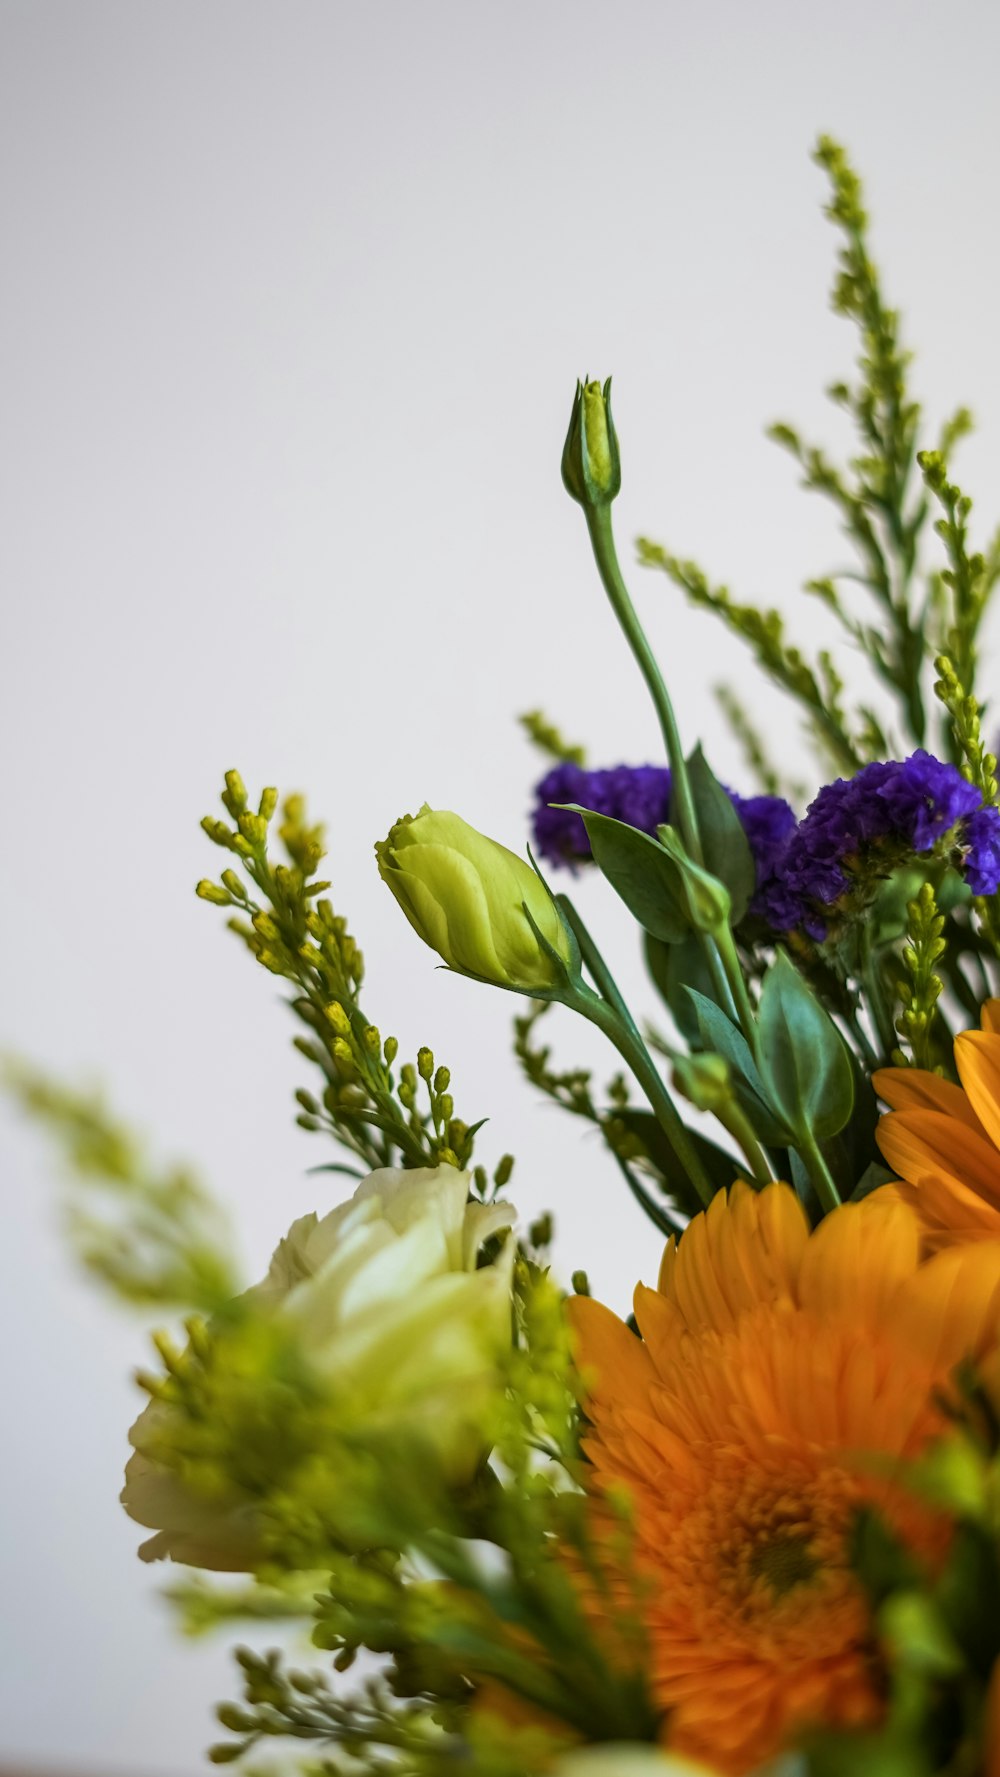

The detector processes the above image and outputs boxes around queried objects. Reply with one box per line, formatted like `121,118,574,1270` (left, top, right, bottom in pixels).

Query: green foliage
757,951,855,1146
635,541,864,773
678,745,755,925
198,772,484,1176
920,453,1000,714
5,1065,239,1311
637,139,1000,777
519,709,587,766
714,683,799,800
933,654,999,807
811,1423,1000,1777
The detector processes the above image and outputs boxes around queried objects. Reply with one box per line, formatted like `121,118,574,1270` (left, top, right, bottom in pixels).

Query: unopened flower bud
561,377,621,508
672,1051,732,1114
376,807,572,993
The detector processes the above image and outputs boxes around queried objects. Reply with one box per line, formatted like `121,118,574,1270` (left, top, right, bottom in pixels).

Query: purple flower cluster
759,750,1000,939
531,762,796,914
532,751,1000,944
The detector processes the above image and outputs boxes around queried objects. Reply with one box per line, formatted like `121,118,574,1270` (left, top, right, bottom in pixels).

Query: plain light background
3,2,1000,1770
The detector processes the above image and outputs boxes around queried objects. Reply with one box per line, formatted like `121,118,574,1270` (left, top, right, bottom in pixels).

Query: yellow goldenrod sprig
519,709,587,767
892,882,946,1071
197,772,487,1176
3,1067,239,1311
933,654,999,805
636,542,864,774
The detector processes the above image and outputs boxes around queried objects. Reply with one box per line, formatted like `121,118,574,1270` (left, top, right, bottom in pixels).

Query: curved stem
797,1129,842,1215
585,505,703,865
558,895,714,1209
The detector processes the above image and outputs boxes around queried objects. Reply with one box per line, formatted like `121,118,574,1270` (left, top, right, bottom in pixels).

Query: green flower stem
558,894,715,1209
715,1100,773,1190
583,504,759,1042
796,1129,842,1214
584,505,703,865
860,921,897,1061
714,924,759,1055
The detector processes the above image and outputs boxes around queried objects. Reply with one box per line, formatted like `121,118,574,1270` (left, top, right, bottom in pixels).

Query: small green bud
561,376,621,508
672,1050,732,1114
528,1211,552,1247
494,1154,515,1189
196,880,231,906
656,824,732,934
220,869,243,897
571,1270,591,1296
417,1046,434,1081
237,811,268,848
438,1093,454,1123
325,1001,351,1036
383,1035,399,1065
258,786,279,822
223,769,248,814
433,1065,450,1093
363,1024,381,1055
376,807,573,993
201,815,235,849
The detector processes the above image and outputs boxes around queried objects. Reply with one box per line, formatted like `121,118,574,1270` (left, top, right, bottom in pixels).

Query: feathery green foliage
4,1066,238,1311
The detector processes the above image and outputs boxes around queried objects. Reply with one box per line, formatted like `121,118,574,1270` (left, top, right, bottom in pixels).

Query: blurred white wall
3,1,1000,1769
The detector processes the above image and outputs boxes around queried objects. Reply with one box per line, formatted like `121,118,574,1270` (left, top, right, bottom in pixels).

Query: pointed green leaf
757,950,855,1142
685,986,792,1145
560,807,689,942
676,745,755,923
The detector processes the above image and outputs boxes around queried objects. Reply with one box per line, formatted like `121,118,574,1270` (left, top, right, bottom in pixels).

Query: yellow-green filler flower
376,805,572,992
122,1166,516,1570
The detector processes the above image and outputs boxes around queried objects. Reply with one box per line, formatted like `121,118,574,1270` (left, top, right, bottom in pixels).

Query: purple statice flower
531,763,796,917
532,763,672,866
760,749,1000,938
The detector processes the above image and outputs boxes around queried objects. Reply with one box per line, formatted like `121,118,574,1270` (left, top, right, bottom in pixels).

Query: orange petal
956,1030,1000,1155
658,1181,808,1336
873,1065,986,1134
890,1172,1000,1247
876,1109,1000,1210
567,1296,654,1412
982,1000,1000,1037
893,1240,1000,1372
796,1194,920,1329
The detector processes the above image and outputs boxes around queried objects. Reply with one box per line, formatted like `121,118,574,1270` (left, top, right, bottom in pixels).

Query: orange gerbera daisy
874,999,1000,1250
569,1182,1000,1775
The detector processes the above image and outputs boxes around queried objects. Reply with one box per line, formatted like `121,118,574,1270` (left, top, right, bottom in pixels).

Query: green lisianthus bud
121,1167,517,1571
376,806,573,993
561,376,621,507
671,1051,732,1115
656,824,732,934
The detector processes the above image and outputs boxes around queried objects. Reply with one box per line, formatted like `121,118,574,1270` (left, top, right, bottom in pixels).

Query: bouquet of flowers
14,138,1000,1777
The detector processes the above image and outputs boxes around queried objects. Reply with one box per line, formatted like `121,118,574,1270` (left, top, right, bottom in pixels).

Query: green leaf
645,933,717,1043
757,951,855,1142
613,1108,743,1217
676,745,755,924
561,807,689,942
685,987,791,1145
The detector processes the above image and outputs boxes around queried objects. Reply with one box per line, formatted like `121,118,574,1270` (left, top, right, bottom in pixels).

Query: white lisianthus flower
122,1166,516,1570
